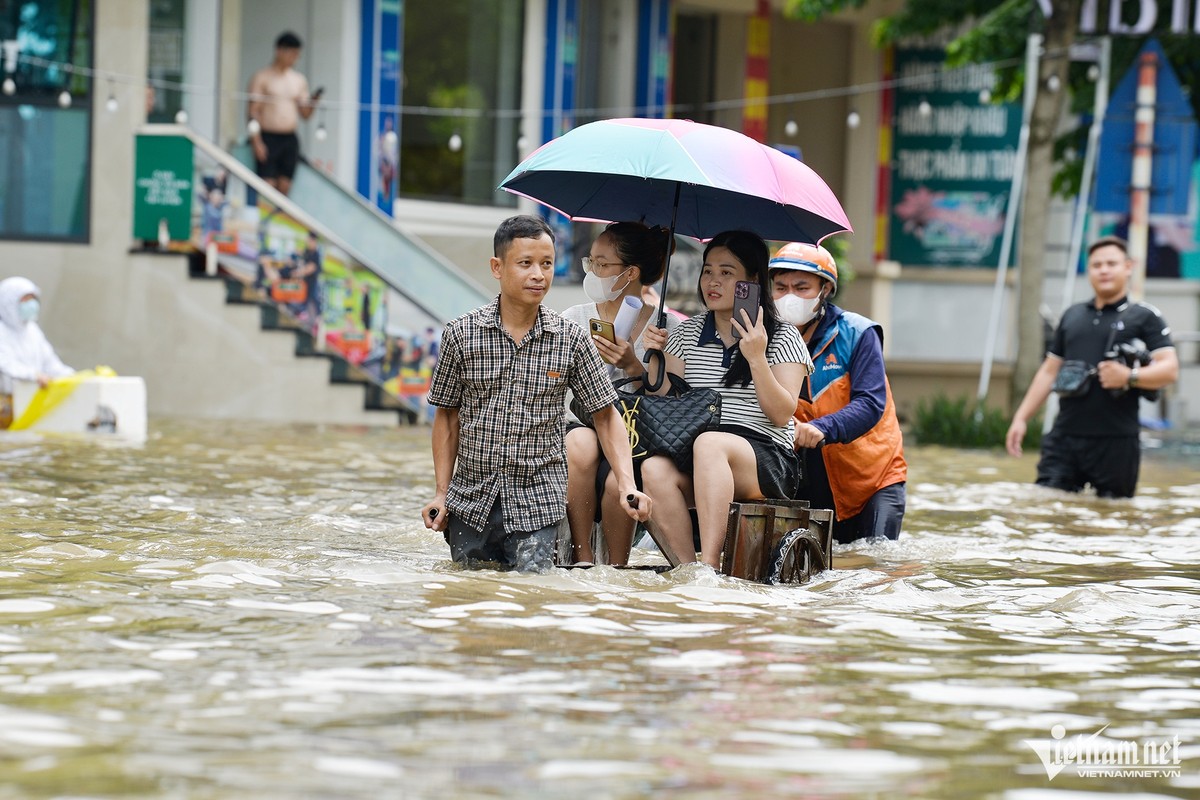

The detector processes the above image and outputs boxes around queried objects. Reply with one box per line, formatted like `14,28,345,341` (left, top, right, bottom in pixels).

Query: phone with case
589,318,616,344
731,281,760,339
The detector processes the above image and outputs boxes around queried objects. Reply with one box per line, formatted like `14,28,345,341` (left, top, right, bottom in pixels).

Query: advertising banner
189,152,439,414
544,0,579,278
357,0,402,215
133,134,193,242
888,48,1021,267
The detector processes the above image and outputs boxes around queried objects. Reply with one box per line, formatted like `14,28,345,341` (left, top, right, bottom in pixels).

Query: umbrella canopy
499,117,852,243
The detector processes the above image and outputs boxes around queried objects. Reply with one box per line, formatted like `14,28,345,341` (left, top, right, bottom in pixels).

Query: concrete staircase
128,251,407,426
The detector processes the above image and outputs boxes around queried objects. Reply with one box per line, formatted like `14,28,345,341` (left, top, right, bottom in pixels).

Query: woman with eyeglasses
561,222,680,565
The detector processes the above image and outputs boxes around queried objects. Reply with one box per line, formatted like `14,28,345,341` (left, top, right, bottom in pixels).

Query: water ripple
0,420,1197,797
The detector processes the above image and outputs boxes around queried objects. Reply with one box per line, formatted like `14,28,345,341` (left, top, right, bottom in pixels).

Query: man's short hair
494,215,554,257
276,32,302,50
1087,235,1129,259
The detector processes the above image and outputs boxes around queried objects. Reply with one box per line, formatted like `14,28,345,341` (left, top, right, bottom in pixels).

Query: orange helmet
768,242,838,293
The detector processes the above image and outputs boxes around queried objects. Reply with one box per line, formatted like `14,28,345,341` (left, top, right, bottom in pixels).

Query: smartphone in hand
589,318,616,344
311,86,325,100
731,280,761,339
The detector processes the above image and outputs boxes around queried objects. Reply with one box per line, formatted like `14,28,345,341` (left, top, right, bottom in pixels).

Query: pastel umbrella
499,117,852,388
499,117,852,244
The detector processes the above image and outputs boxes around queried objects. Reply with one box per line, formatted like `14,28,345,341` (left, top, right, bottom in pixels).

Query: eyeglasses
581,256,627,274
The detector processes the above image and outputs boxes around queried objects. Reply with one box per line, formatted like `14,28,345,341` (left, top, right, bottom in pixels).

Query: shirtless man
247,32,320,196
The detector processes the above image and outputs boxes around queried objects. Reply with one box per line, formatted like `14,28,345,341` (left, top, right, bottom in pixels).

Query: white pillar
183,0,221,143
1127,47,1158,301
517,0,548,214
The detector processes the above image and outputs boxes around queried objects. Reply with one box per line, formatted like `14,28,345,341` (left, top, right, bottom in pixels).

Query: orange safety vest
795,310,907,520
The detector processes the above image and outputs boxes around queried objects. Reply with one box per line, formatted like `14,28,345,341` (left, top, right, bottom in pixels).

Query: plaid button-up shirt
428,297,619,534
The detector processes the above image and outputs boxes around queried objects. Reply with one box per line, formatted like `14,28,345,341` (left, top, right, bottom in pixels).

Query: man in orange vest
769,243,907,543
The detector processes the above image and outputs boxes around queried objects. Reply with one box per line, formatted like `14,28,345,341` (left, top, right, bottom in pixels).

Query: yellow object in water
8,366,118,431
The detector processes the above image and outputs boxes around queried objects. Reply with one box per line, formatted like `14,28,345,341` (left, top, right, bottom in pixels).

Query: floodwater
1,419,1198,800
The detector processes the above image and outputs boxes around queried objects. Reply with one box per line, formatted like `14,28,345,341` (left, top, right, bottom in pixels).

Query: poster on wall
887,48,1022,267
1094,158,1200,279
188,151,440,416
544,0,579,278
134,135,193,241
358,0,402,216
1091,38,1199,280
636,0,672,118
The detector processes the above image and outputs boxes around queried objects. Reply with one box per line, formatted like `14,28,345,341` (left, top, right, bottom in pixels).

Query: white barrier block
12,376,148,442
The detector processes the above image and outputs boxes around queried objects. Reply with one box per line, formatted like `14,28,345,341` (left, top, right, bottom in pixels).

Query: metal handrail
291,156,487,293
137,124,489,324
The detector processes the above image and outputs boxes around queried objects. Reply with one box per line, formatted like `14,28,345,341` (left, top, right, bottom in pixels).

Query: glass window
0,105,90,239
146,0,186,123
399,0,523,205
672,13,717,127
0,0,93,241
573,0,603,127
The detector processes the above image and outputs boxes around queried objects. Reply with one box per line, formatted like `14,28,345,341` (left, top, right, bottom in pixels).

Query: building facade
1,0,1196,424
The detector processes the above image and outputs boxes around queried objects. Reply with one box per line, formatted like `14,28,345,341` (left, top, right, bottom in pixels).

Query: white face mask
583,269,631,304
18,298,40,323
776,293,821,326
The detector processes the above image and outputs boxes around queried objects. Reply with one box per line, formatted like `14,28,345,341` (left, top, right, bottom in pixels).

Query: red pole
874,46,895,263
742,0,770,142
1128,49,1157,301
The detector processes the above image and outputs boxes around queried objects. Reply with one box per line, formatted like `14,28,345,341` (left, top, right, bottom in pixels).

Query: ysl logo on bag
621,397,646,459
570,375,721,470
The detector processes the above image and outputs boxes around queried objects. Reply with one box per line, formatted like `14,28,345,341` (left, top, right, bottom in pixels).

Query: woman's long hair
696,230,781,389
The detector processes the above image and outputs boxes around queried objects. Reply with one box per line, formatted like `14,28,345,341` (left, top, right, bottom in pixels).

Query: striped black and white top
665,312,813,449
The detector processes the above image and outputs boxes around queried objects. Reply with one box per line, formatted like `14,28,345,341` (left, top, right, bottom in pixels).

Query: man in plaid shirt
422,216,652,570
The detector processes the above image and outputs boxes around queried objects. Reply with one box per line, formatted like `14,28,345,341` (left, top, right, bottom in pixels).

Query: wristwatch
1128,365,1140,388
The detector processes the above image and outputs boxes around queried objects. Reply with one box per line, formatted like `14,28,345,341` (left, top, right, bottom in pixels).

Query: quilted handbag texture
574,375,721,470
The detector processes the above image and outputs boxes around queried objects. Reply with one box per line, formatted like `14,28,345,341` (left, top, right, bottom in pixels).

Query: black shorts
1036,429,1141,498
711,424,802,501
593,458,646,521
257,131,300,180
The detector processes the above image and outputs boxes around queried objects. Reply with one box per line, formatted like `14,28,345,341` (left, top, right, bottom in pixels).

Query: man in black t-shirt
1006,236,1178,497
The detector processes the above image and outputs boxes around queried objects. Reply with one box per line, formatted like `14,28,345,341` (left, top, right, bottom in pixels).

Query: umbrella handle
643,196,678,395
643,349,666,392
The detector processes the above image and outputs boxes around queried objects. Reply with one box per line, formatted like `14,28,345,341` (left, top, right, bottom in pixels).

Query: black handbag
573,375,721,470
1052,360,1095,397
1052,309,1135,399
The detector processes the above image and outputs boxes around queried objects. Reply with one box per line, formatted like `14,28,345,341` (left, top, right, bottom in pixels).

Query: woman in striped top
639,231,814,568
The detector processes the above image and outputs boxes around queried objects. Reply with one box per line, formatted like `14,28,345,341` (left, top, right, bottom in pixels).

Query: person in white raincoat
0,277,74,427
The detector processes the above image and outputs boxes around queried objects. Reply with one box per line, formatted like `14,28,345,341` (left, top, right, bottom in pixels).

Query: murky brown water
1,419,1198,799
